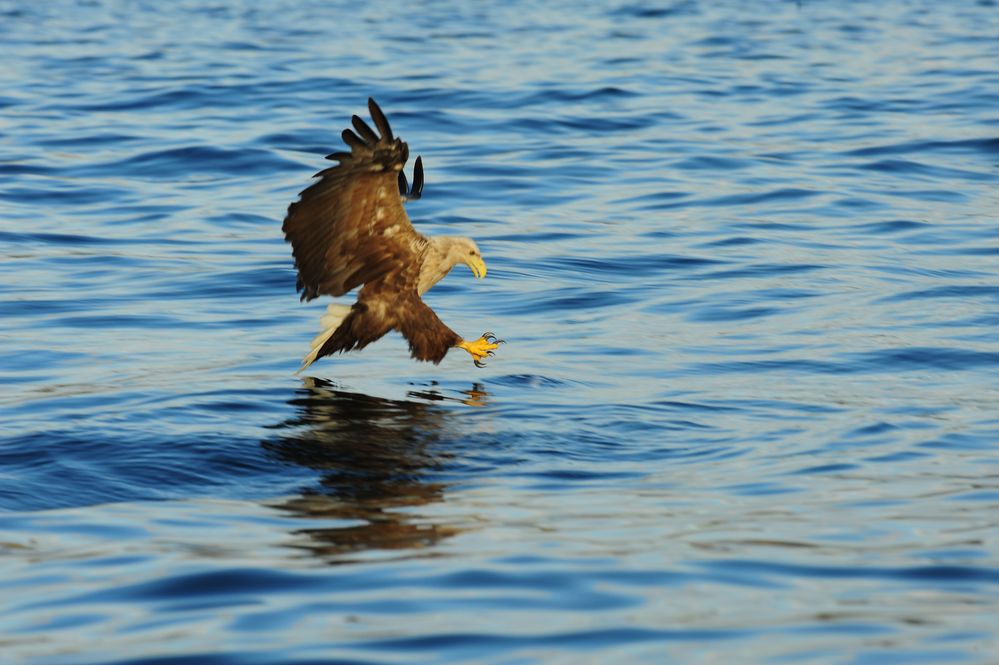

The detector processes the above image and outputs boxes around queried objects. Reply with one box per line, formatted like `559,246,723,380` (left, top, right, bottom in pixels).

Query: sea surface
2,1,999,663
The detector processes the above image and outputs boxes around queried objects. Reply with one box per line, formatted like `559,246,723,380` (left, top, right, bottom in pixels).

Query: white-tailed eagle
283,98,502,372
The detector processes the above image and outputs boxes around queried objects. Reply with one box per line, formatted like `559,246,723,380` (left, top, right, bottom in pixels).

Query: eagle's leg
457,332,504,368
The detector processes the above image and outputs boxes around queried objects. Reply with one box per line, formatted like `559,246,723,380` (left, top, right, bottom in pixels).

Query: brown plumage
283,98,499,371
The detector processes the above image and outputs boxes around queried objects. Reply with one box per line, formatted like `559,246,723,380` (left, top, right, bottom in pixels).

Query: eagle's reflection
263,377,486,558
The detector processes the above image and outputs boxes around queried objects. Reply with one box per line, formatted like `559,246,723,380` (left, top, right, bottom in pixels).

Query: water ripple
2,1,999,663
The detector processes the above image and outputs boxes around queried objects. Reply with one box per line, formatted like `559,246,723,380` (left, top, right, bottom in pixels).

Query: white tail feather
296,303,352,374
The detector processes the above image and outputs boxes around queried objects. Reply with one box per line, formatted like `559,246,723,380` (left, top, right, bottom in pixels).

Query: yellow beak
467,255,487,279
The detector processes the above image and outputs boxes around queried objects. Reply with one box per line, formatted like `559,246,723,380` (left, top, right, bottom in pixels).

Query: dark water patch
0,230,126,246
518,468,647,487
0,297,119,318
885,188,969,203
544,253,721,281
511,113,655,135
827,195,886,211
865,451,931,463
0,426,303,512
843,137,999,157
882,285,999,303
698,235,762,247
844,421,898,438
653,187,822,210
59,313,183,329
0,184,133,206
725,482,802,497
519,86,637,104
688,305,783,322
357,627,745,656
918,431,998,451
686,358,846,376
695,262,826,281
825,94,927,115
99,653,375,665
491,286,637,314
850,347,999,372
205,213,276,228
81,146,303,179
756,287,823,301
0,162,59,176
612,2,700,19
488,374,567,389
530,144,601,162
146,265,295,301
56,77,351,115
701,560,999,585
254,130,333,156
792,463,858,475
748,112,820,128
848,219,932,235
672,155,753,171
856,158,995,182
955,246,999,256
486,230,585,243
33,132,142,148
618,190,692,209
89,568,323,604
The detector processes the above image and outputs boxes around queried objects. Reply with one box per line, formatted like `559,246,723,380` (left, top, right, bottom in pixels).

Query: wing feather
283,98,426,301
340,128,368,153
368,97,394,142
351,115,379,143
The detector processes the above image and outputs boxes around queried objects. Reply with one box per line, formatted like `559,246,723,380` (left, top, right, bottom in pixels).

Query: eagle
283,98,503,372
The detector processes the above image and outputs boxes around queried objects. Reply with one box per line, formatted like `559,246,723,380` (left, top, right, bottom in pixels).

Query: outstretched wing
283,98,427,301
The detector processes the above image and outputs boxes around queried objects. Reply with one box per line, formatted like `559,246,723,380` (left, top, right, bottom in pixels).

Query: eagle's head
454,237,486,280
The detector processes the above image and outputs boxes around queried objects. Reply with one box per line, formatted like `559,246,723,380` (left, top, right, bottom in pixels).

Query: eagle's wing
283,98,426,301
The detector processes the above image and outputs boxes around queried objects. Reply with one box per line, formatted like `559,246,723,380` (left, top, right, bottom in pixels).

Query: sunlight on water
1,1,998,663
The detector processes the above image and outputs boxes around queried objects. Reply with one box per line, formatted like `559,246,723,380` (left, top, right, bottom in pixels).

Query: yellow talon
458,332,503,367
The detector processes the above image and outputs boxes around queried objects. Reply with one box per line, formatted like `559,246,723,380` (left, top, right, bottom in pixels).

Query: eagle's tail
296,303,353,373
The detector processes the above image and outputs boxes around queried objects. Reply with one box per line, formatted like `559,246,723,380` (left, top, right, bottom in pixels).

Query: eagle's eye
469,250,476,256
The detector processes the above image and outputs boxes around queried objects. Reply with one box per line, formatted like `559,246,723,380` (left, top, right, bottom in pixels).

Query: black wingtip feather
412,156,424,198
351,115,379,143
341,128,366,151
325,151,351,162
368,98,393,142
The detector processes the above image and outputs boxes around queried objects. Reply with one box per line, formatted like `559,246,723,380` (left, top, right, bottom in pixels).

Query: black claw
474,359,487,368
486,351,495,357
398,170,409,197
495,339,506,345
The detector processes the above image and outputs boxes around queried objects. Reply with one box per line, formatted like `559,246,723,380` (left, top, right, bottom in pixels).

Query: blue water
2,1,999,662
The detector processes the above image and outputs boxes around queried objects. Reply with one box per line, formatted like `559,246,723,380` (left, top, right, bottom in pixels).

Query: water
2,0,998,662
